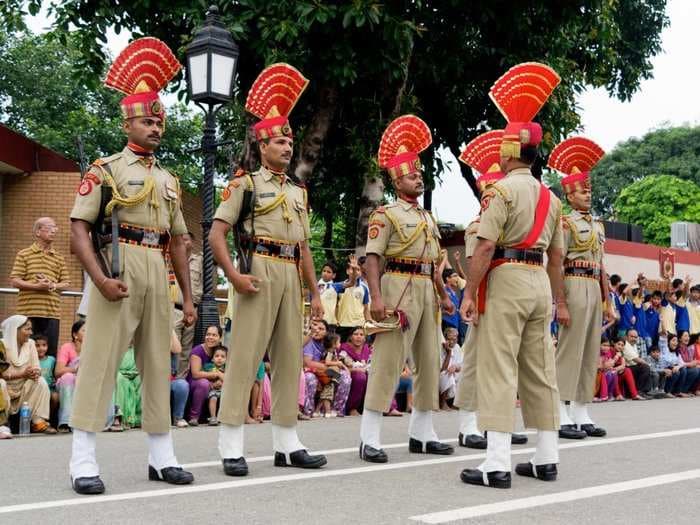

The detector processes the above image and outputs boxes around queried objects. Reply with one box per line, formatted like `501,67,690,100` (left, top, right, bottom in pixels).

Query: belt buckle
142,230,160,247
280,243,296,258
420,263,431,275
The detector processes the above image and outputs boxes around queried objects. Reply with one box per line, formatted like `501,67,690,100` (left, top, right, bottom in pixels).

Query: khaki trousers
364,274,439,413
173,309,196,379
71,244,172,433
454,324,477,411
218,255,303,427
556,276,602,403
475,264,559,433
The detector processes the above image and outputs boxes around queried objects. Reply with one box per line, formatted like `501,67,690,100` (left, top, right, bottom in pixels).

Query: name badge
259,192,276,198
128,180,145,185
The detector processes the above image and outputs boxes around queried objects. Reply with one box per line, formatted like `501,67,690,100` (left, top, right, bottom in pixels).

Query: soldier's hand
371,297,388,322
557,302,571,327
233,274,261,295
460,296,478,325
310,295,324,321
100,278,129,301
183,301,197,327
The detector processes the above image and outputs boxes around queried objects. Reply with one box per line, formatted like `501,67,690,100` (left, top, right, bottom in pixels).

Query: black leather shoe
408,437,454,455
458,432,486,449
483,430,529,445
359,442,388,463
71,476,105,495
579,424,606,437
511,433,528,445
148,465,194,485
460,468,511,489
559,424,587,439
222,457,249,477
515,462,557,481
274,449,327,469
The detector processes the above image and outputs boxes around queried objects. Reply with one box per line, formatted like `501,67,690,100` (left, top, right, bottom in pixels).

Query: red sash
477,184,551,314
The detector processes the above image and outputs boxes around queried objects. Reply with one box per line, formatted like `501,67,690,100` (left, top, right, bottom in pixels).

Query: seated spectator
314,333,350,418
396,362,414,413
439,327,462,409
659,334,687,397
689,286,700,339
0,315,55,433
187,325,225,425
204,346,227,426
595,339,619,402
248,360,265,424
35,334,58,419
169,331,190,428
441,270,464,344
54,320,85,432
631,288,648,357
622,329,652,398
678,331,700,395
115,347,142,428
302,320,351,418
339,327,372,416
644,346,667,398
612,337,643,400
0,341,11,438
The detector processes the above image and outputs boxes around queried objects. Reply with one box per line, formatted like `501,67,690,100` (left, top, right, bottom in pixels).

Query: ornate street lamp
185,5,239,344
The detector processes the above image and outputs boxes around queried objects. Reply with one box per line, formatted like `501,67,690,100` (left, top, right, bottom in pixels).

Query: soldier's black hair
520,145,539,166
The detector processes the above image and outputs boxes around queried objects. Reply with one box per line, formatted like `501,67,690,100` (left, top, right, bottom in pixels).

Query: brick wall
0,171,205,345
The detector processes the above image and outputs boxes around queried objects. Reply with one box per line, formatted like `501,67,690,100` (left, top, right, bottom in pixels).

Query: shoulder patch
374,206,386,214
234,169,247,178
222,180,240,202
368,225,380,239
480,190,495,213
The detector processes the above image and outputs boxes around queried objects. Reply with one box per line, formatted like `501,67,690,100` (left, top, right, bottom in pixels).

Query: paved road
2,398,699,524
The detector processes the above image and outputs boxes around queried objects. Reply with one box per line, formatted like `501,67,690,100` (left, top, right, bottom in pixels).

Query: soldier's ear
122,120,131,134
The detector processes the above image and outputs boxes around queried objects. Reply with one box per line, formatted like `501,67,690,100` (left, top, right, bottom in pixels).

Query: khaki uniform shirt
463,219,480,258
477,168,564,251
562,209,605,264
214,167,311,243
70,146,187,235
365,198,441,261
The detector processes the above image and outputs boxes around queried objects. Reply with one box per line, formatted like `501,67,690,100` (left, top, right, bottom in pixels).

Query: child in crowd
318,261,344,330
314,333,348,417
35,334,59,418
247,360,266,424
595,339,618,402
204,346,227,425
644,346,668,398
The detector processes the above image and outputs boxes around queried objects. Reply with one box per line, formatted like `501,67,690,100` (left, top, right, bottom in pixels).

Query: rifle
227,145,256,274
76,136,114,277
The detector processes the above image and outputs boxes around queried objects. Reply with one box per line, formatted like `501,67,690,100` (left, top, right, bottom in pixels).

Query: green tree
591,125,700,217
2,1,669,247
0,32,204,192
614,175,700,246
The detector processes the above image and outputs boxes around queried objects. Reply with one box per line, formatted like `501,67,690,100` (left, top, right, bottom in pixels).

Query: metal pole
194,104,221,344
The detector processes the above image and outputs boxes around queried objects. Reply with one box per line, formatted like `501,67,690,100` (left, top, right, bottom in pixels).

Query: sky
26,0,700,225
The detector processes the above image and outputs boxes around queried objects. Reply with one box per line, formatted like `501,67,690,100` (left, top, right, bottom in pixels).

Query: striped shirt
10,243,68,318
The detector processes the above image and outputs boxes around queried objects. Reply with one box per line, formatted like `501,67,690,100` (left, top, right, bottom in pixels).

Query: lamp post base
195,293,221,343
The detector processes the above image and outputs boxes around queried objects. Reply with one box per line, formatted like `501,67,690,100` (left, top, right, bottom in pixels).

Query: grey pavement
1,397,699,524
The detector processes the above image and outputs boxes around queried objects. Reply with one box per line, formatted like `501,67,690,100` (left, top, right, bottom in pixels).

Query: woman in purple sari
339,327,373,416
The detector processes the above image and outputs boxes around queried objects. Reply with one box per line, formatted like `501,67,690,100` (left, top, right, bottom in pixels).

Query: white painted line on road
1,427,698,515
182,431,538,469
409,469,700,523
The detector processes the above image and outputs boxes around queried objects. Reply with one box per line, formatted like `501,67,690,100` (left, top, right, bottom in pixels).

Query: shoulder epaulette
374,206,386,214
489,181,511,202
92,152,122,167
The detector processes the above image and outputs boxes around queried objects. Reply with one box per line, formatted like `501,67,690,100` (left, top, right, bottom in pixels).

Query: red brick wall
0,171,204,345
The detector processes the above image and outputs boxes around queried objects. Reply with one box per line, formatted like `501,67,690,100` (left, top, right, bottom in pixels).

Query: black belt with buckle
385,258,433,276
253,240,300,261
102,225,170,250
565,266,601,279
493,247,543,264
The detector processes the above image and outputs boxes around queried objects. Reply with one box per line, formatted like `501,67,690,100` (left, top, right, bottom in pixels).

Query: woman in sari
0,341,11,438
115,347,142,428
339,327,373,416
0,315,55,434
55,320,85,432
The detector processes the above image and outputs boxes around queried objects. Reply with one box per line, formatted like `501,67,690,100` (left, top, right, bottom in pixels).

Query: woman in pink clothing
55,320,85,432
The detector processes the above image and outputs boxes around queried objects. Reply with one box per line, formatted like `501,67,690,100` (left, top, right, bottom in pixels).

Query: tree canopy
1,0,669,253
614,174,700,246
591,125,700,217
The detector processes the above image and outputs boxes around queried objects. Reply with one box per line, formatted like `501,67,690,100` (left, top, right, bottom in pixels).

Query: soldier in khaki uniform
548,137,614,439
460,63,569,489
359,115,455,463
209,64,326,476
452,130,527,450
68,38,196,494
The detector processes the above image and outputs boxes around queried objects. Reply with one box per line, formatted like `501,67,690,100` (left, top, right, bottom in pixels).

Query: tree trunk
354,176,385,253
237,123,260,174
423,187,432,211
448,143,480,198
294,84,338,184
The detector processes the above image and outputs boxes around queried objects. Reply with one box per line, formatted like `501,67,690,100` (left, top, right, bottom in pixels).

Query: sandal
57,424,72,433
0,425,12,439
31,419,57,434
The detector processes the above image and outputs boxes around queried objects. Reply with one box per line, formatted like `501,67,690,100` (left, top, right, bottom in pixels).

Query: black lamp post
185,5,240,344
